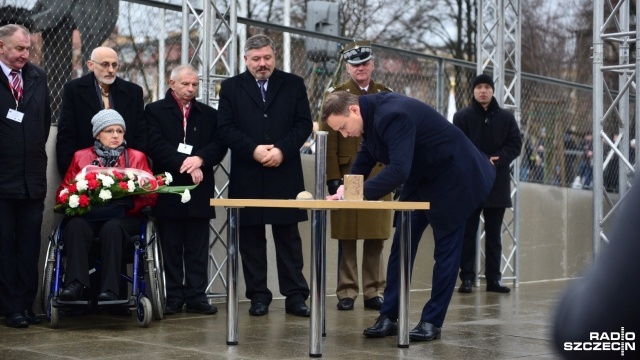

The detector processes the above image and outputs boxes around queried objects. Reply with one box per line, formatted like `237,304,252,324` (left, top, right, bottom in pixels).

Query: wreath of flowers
54,166,197,216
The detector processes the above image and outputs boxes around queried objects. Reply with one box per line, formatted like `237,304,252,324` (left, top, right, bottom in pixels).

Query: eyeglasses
90,60,119,69
101,129,125,135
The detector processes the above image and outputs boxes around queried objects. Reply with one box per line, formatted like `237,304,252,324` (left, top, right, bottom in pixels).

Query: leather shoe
336,298,354,310
186,302,218,315
97,290,119,302
5,312,28,328
363,296,383,310
249,302,269,316
165,302,183,315
487,280,511,293
22,310,41,325
409,321,441,341
363,314,397,338
286,302,310,317
458,280,472,293
59,280,84,301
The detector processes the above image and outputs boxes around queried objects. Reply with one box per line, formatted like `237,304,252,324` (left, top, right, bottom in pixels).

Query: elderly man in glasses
56,46,147,177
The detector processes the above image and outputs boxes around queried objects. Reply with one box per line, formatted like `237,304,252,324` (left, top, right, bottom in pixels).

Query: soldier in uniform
319,40,393,311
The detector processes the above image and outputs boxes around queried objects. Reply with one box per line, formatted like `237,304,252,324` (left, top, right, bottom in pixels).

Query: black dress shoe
487,280,511,293
249,302,269,316
286,302,310,317
59,280,84,301
186,302,218,315
363,314,397,338
363,296,384,310
5,312,28,328
336,298,354,310
22,310,41,325
165,302,183,315
458,280,473,293
97,290,119,302
409,321,441,341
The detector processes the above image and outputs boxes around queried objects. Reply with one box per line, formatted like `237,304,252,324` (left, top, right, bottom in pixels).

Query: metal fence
2,0,633,190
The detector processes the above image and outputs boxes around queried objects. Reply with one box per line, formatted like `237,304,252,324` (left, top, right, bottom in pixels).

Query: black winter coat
217,69,312,226
145,91,227,219
0,62,50,199
453,97,522,208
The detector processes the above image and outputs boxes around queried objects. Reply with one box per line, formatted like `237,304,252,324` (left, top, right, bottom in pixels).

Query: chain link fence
1,0,633,190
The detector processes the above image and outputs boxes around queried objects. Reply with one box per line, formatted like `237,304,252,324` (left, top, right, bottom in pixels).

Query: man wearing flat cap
319,40,393,312
454,73,522,294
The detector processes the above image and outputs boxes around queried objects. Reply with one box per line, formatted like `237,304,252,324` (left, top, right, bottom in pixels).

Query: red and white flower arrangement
55,166,196,216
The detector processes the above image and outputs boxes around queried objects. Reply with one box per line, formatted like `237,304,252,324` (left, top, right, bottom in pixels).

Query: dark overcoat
453,97,522,208
217,69,312,226
320,78,392,240
56,73,147,175
145,90,227,219
350,93,496,238
0,62,50,199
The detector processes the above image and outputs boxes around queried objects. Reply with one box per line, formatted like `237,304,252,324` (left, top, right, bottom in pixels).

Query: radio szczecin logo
563,328,635,356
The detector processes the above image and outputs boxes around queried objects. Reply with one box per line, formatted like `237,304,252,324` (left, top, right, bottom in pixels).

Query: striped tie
258,80,267,102
10,70,22,99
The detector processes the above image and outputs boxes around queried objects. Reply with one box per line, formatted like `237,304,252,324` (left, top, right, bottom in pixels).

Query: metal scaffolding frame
592,0,638,255
181,0,237,298
477,0,521,286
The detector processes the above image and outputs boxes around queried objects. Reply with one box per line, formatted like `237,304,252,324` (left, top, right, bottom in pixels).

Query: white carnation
125,170,136,179
69,195,80,208
74,173,86,182
98,173,115,187
59,188,69,196
99,189,112,200
165,172,173,185
127,180,136,192
76,179,88,191
180,189,191,203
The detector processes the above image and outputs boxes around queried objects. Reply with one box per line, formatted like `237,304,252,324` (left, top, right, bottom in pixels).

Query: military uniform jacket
453,97,522,208
320,78,392,240
351,93,496,238
217,69,312,226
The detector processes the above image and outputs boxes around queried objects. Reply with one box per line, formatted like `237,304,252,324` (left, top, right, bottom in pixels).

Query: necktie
258,80,267,102
10,70,22,100
360,88,368,95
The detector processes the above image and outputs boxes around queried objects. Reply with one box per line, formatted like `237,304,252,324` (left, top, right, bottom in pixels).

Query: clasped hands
253,144,283,167
180,156,204,184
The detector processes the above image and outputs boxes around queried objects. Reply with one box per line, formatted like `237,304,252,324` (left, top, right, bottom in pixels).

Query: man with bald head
56,46,146,176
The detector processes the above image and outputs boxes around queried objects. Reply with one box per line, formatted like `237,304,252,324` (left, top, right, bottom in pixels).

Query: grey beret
91,109,126,137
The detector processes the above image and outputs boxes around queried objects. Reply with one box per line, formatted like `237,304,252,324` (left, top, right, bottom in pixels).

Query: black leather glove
393,184,404,200
327,179,342,196
112,196,135,210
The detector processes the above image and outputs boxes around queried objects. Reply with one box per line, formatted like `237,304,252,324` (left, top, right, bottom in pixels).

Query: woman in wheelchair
56,109,157,302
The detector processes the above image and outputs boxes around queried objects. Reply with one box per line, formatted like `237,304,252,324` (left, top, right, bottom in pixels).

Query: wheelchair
41,208,166,328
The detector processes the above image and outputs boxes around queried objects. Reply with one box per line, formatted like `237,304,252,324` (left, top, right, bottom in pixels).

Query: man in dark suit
56,46,146,176
454,74,522,294
0,24,51,328
217,34,312,317
322,91,495,341
146,65,227,315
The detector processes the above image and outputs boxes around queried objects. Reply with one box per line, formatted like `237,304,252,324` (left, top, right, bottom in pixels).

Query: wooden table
210,198,430,357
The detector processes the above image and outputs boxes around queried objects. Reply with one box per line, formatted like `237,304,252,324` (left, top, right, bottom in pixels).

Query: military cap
341,40,372,65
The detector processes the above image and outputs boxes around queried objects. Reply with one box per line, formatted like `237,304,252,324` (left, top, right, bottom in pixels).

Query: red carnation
85,172,97,181
113,170,124,180
87,178,100,190
67,184,78,193
78,194,90,207
57,193,68,204
119,181,129,190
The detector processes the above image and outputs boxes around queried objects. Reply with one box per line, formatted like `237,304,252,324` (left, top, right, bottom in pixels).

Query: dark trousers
459,207,506,282
380,210,464,327
240,224,310,308
63,216,139,295
157,217,210,306
0,198,44,314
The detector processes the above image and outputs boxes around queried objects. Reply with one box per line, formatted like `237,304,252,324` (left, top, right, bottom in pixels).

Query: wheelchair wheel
50,299,60,328
41,240,55,314
137,296,152,328
145,221,165,320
